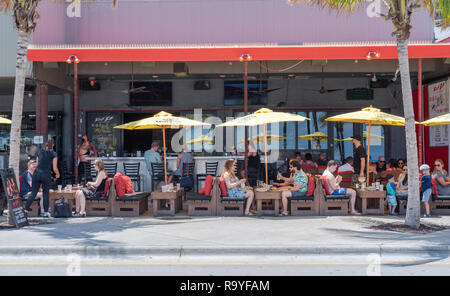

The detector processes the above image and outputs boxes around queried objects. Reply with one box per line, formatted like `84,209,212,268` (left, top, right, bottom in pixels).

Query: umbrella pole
366,123,371,187
264,124,268,184
163,127,168,185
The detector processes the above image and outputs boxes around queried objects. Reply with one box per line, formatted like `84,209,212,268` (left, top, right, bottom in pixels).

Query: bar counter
86,155,244,192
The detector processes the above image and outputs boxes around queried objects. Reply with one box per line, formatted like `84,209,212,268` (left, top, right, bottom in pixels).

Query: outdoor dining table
49,188,79,217
356,188,386,215
254,188,281,216
151,188,184,216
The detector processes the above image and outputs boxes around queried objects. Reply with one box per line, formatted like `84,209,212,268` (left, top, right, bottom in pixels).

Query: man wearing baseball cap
351,135,367,177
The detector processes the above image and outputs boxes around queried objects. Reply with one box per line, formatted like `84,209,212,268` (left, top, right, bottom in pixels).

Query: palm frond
423,0,450,29
289,0,367,14
0,0,12,13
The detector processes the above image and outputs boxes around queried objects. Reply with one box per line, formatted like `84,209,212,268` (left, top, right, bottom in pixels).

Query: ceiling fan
248,61,282,95
106,62,153,94
304,66,345,94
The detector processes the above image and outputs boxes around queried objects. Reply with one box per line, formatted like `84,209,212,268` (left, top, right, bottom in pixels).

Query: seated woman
397,158,406,169
323,160,360,215
396,164,408,197
74,159,108,217
433,159,450,196
221,159,255,216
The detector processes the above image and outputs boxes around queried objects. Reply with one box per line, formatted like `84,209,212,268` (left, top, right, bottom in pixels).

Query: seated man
144,141,172,190
376,156,387,173
279,160,308,216
20,159,44,215
338,157,354,173
303,153,318,169
323,160,360,215
317,152,328,167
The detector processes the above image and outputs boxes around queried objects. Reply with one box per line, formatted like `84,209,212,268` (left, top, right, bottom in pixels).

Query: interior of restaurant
1,57,447,173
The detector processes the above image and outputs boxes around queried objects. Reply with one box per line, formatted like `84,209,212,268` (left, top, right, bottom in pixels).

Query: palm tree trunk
9,30,30,181
397,39,420,229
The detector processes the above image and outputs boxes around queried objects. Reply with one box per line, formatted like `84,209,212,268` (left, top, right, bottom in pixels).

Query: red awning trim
27,42,450,62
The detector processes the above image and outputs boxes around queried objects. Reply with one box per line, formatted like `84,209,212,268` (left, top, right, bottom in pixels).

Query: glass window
333,122,354,163
182,111,216,154
363,124,385,163
298,111,327,150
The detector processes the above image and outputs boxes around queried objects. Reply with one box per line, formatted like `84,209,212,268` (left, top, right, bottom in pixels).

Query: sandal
278,212,289,217
245,212,254,216
350,211,362,216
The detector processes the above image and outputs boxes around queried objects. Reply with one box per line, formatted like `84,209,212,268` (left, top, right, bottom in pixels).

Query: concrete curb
1,245,449,256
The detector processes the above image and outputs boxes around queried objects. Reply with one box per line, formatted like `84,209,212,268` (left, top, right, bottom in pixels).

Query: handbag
54,197,71,218
179,174,194,191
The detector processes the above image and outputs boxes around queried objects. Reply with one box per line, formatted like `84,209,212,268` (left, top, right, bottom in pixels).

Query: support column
35,83,48,138
63,93,74,170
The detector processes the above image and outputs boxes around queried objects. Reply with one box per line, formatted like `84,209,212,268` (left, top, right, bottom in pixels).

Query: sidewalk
0,214,450,256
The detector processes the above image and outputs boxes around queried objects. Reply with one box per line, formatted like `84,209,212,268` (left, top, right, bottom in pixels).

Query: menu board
428,80,449,147
0,169,28,228
86,112,123,156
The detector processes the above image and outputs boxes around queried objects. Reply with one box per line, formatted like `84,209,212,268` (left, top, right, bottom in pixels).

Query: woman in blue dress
221,159,255,216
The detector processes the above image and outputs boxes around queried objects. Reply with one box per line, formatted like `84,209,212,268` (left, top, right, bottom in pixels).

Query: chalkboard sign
0,169,29,228
86,112,123,156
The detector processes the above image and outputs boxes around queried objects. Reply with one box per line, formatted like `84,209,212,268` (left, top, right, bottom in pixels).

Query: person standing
351,135,367,178
386,174,398,216
24,139,60,218
77,136,97,184
420,164,432,218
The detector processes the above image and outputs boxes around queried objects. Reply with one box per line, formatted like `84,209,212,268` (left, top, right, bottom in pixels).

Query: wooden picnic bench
186,177,218,216
317,177,349,216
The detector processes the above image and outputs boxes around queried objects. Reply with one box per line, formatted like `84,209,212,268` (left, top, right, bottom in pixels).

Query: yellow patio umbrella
298,131,328,141
421,113,450,126
238,133,286,145
326,106,406,186
298,131,341,142
340,131,384,142
0,117,11,124
114,111,210,184
217,108,309,184
186,134,215,145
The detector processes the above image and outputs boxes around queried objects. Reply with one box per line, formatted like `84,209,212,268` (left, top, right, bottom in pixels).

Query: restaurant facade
0,0,449,183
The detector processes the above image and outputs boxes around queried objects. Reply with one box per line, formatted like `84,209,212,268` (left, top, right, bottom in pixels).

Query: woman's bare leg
245,191,254,215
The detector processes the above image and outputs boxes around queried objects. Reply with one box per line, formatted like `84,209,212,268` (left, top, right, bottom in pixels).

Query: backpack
179,174,194,191
114,173,135,197
54,197,71,218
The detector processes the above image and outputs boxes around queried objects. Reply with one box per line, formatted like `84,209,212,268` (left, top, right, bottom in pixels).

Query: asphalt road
1,254,449,276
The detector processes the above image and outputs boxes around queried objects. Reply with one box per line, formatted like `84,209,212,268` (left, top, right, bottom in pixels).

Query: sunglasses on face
379,161,385,163
435,164,441,167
